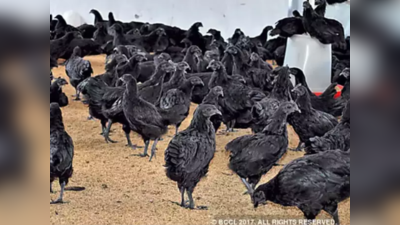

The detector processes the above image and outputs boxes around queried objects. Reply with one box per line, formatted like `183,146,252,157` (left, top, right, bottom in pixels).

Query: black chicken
111,52,148,83
289,67,345,117
201,86,224,132
270,15,305,38
183,45,203,73
251,66,294,133
100,84,126,144
302,1,346,48
77,76,110,135
263,37,287,61
273,45,286,66
101,57,168,146
77,23,96,39
50,32,78,60
65,46,93,100
229,29,245,46
136,53,172,83
207,28,225,44
140,22,186,48
137,61,176,103
288,84,339,151
93,22,112,45
307,100,350,154
50,103,74,204
249,52,273,71
251,26,273,47
107,12,140,34
53,15,79,39
50,78,69,107
108,24,131,47
159,76,204,135
90,9,107,26
208,60,265,132
165,104,221,209
253,149,350,225
185,22,206,53
133,28,169,53
156,61,191,106
226,101,300,194
60,35,103,60
224,45,254,86
121,75,168,161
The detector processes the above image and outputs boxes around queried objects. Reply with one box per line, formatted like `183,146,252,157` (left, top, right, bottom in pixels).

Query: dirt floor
50,55,350,225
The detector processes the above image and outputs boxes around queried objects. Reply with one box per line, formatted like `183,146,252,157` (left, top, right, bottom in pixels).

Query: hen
290,67,345,117
65,46,93,100
253,149,350,225
288,84,339,151
270,15,305,38
50,32,78,60
50,103,74,204
50,78,69,107
201,86,224,132
251,66,294,133
121,75,168,161
226,101,300,194
306,100,350,154
185,22,206,53
208,60,265,132
165,104,221,209
159,77,204,135
156,62,191,106
302,1,346,48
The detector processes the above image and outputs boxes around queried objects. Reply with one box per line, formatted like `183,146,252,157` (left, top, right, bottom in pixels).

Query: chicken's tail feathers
305,136,325,155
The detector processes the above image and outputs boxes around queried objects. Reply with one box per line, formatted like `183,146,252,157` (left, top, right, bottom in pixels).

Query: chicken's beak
211,109,222,116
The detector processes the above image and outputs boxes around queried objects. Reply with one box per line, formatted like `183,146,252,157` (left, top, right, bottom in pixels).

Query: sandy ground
50,55,350,225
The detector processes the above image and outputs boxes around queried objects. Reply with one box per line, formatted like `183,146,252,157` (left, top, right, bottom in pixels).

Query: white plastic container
325,3,351,37
284,34,332,93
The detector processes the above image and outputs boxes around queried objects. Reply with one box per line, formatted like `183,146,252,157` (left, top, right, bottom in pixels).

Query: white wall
50,0,289,39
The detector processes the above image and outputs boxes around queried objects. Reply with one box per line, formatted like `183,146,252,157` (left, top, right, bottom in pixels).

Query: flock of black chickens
50,0,350,224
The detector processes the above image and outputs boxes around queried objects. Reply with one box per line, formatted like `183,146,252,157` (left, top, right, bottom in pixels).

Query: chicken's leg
180,186,186,207
50,181,65,204
149,138,159,162
134,140,150,157
104,119,117,143
73,89,81,101
187,190,195,209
